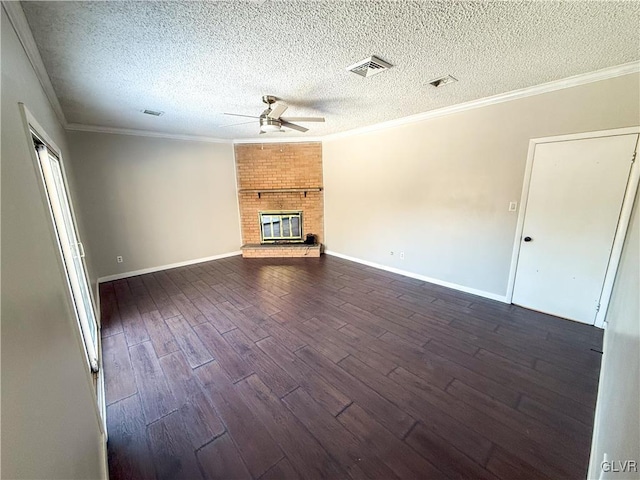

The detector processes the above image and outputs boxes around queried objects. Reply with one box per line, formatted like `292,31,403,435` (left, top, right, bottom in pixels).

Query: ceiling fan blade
280,117,325,123
223,113,260,119
218,121,255,128
280,121,308,133
267,103,288,119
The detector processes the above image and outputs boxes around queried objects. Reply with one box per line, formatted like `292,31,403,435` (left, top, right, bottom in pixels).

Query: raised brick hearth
241,243,322,258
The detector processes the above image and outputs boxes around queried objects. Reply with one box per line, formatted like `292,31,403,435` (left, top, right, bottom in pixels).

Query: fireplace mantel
239,187,323,198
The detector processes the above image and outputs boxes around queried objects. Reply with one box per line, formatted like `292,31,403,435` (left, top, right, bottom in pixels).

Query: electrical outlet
400,252,405,260
116,256,123,263
509,201,518,212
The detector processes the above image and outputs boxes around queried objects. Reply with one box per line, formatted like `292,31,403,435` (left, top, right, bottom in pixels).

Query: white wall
588,188,639,479
66,131,241,280
323,73,640,298
1,7,105,479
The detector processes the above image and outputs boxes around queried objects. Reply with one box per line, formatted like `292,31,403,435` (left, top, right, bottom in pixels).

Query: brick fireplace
235,142,323,258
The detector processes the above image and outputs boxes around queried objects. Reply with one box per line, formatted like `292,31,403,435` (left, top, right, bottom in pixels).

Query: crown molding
3,1,68,127
65,123,233,144
233,136,324,144
8,1,636,147
66,122,323,145
322,61,640,142
69,61,638,145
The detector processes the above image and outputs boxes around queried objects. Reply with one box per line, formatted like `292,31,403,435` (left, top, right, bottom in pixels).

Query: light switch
509,201,518,212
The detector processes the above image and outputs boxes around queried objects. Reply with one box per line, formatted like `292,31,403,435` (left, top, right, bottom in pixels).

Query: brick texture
241,244,321,258
235,142,324,246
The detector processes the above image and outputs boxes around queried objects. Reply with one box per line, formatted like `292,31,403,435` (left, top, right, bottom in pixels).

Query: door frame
18,103,107,437
506,126,640,328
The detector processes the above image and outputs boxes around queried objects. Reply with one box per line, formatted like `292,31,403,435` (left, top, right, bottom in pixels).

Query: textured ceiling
21,1,640,140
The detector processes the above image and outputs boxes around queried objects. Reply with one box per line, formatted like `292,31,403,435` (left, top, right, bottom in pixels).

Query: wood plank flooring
102,255,603,480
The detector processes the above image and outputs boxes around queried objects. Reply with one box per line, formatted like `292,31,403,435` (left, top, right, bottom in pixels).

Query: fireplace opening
260,211,303,243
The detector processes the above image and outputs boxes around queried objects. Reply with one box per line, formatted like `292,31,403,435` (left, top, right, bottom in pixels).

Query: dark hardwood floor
101,255,603,480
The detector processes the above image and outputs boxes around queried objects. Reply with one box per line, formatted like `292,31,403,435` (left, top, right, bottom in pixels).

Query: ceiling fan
221,95,325,134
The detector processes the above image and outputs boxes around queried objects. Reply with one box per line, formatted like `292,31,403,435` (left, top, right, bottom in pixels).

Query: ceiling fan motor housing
262,95,277,105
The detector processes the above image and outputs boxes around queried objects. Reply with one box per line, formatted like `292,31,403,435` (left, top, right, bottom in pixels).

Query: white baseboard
97,251,242,283
324,250,509,304
97,249,508,304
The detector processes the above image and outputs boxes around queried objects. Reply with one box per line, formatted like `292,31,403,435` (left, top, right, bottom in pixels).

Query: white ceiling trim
3,1,68,127
233,137,324,145
8,1,638,146
66,61,638,145
322,61,640,142
65,123,232,144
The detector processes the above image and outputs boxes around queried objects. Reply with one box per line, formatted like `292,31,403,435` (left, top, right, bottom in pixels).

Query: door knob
524,236,532,242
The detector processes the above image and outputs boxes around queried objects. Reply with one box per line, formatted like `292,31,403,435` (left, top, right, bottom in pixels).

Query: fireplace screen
260,211,303,243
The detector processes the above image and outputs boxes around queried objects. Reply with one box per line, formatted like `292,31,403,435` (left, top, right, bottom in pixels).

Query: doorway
30,127,100,372
508,128,639,326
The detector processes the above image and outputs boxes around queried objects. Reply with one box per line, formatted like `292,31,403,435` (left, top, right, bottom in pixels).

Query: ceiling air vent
429,75,457,88
141,109,164,116
346,55,393,78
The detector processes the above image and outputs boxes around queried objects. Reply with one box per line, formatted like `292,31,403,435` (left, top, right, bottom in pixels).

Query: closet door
512,134,637,324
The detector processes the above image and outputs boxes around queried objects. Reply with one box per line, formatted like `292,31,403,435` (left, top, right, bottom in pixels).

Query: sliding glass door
35,142,99,372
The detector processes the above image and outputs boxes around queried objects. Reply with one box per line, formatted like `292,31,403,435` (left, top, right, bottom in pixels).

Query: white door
512,134,638,324
36,143,99,371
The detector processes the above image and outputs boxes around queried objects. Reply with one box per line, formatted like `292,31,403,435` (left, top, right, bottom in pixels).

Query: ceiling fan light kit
260,118,283,133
